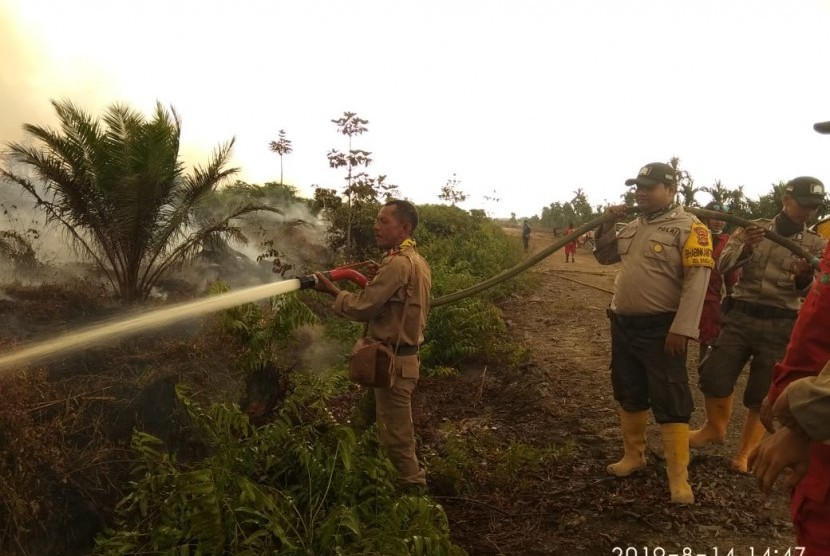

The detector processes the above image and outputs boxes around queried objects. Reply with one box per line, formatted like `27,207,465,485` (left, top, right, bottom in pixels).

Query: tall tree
326,112,371,257
1,100,279,302
570,188,595,224
268,129,293,186
748,181,788,218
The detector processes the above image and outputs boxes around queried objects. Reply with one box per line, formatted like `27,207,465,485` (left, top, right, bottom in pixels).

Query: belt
732,300,797,320
395,345,419,356
607,310,676,329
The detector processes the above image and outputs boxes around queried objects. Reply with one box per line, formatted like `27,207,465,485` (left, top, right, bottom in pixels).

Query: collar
385,238,416,257
642,203,678,222
774,211,805,238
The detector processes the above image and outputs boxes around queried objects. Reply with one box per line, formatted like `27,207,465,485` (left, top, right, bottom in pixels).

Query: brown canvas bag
348,337,396,388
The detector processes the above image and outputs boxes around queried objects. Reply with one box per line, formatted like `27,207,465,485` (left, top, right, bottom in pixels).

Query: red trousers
768,244,830,553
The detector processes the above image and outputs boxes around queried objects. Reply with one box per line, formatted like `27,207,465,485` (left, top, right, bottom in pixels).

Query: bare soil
415,229,796,555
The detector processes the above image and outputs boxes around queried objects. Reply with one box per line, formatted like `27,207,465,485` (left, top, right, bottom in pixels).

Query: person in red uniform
697,201,741,361
749,119,830,555
564,222,577,263
752,241,830,555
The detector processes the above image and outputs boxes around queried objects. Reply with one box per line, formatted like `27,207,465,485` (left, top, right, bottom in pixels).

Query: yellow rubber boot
731,409,766,473
689,395,733,448
661,423,695,504
606,410,649,477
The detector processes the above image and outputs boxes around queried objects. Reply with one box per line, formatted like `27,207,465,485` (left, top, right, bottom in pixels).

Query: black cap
785,176,825,208
814,121,830,134
625,162,677,187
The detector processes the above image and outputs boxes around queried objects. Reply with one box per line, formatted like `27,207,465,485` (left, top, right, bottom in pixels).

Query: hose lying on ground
432,206,822,308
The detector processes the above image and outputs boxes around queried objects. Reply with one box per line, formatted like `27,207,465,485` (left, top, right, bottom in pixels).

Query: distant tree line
512,156,826,232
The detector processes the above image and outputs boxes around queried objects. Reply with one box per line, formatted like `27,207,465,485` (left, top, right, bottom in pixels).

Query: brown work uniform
333,244,431,486
595,206,712,423
789,360,830,442
698,216,826,408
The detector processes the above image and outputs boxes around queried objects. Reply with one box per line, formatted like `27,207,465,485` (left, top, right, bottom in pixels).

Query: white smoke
293,324,347,374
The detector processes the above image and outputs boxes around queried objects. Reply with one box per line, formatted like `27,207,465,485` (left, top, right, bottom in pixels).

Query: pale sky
3,0,830,219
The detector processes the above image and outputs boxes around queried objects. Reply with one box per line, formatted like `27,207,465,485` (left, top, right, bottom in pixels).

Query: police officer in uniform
314,199,431,490
691,177,827,473
595,162,713,504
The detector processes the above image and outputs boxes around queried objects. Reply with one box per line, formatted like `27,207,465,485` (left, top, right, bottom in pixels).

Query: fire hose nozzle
298,274,318,290
298,267,369,290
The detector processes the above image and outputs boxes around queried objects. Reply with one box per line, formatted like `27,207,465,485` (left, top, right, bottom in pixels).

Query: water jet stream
0,279,302,373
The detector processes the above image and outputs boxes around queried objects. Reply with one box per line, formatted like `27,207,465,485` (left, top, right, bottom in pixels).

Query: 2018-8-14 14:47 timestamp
611,547,805,556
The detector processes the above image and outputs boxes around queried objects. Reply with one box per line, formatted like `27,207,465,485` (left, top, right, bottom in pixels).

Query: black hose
431,206,823,308
685,207,821,267
431,212,618,307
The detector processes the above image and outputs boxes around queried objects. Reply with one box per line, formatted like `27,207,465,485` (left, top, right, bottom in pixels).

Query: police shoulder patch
682,222,715,268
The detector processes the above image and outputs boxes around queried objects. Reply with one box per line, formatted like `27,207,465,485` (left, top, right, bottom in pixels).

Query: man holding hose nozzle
594,161,713,504
690,178,826,473
313,199,432,492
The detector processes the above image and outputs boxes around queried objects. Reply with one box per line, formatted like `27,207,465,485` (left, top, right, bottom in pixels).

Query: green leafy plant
94,386,464,555
1,100,282,303
211,282,318,373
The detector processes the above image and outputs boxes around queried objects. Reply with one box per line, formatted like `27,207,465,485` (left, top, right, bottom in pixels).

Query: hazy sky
3,0,830,218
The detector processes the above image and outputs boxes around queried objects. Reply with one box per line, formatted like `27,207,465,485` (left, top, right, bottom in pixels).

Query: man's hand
740,225,765,252
760,387,799,434
759,395,775,433
748,425,811,495
790,257,814,277
313,272,340,297
599,204,628,234
605,204,628,219
771,384,801,430
664,332,688,357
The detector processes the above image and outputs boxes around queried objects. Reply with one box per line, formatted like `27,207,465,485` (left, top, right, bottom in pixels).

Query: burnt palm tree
1,100,280,302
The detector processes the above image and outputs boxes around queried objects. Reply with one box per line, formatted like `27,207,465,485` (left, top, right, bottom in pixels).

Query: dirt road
417,228,796,555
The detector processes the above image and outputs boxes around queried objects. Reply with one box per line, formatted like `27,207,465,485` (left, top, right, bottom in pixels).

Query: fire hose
430,207,823,308
298,207,823,307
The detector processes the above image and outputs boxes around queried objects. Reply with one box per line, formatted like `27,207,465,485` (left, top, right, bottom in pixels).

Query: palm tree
1,100,280,303
669,156,700,206
700,179,731,204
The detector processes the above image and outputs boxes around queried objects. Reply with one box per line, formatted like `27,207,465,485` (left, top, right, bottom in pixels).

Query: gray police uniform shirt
594,206,713,339
718,216,826,311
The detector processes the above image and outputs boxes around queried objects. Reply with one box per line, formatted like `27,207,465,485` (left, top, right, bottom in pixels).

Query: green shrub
211,282,319,373
421,298,507,368
414,205,524,368
94,386,465,556
417,204,523,301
